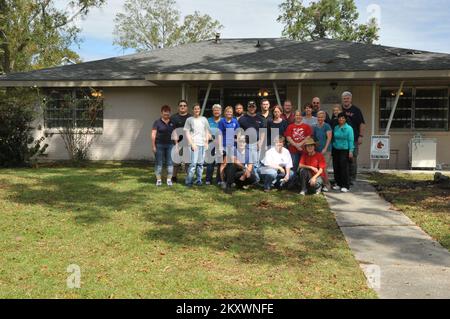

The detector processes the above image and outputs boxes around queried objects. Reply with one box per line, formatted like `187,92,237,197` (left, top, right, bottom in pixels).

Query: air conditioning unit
409,135,437,169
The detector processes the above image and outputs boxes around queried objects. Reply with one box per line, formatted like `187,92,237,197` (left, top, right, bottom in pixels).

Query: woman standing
152,105,176,186
205,104,222,185
331,113,354,193
218,106,240,185
184,103,211,187
313,111,332,191
267,105,288,148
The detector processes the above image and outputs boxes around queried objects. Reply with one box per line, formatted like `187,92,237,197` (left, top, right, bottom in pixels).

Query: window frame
43,88,104,132
379,86,450,132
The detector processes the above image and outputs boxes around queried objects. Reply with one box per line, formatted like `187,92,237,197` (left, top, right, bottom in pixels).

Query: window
380,87,449,130
44,88,104,129
198,86,287,118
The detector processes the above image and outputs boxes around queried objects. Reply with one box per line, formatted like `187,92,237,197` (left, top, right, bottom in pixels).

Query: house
1,37,449,169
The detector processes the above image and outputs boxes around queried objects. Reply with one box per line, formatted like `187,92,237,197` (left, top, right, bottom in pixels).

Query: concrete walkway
325,179,450,299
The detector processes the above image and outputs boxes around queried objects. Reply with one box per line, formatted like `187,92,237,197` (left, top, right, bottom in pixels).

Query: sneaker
242,185,251,190
322,186,329,193
315,189,322,195
156,180,162,186
205,181,211,185
220,182,227,190
167,179,173,187
332,185,341,191
341,188,349,193
195,181,203,186
299,191,306,196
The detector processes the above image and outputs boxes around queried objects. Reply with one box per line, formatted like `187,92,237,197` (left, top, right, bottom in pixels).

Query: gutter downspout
374,81,404,171
201,83,212,116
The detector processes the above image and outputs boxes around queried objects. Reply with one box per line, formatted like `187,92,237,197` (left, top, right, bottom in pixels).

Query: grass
0,162,376,298
368,172,450,251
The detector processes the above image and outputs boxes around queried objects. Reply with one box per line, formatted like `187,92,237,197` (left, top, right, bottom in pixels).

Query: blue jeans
155,144,174,178
185,146,206,185
258,167,294,190
205,147,222,184
291,152,301,174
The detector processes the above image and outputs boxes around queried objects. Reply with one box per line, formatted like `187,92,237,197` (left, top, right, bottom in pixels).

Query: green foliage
0,0,105,74
0,89,49,167
277,0,379,44
113,0,223,52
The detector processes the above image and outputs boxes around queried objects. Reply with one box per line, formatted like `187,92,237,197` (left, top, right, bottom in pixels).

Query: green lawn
0,163,376,298
368,173,450,250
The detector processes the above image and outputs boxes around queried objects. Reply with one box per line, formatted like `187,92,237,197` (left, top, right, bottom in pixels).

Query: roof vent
215,33,221,44
255,40,261,48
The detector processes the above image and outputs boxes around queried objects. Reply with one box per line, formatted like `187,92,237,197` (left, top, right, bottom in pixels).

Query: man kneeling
223,136,257,193
299,137,326,196
258,136,293,192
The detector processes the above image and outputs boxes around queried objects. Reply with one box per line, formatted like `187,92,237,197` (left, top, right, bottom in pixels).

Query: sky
64,0,450,62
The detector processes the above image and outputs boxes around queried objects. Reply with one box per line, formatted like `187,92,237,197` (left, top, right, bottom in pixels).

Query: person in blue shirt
217,106,240,185
313,110,333,191
331,112,354,193
205,104,222,185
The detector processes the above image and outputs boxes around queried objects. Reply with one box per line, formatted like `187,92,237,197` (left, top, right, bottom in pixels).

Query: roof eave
144,70,450,81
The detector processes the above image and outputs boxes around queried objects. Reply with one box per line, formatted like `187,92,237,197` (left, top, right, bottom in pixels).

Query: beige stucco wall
287,84,450,169
37,87,183,161
37,83,449,168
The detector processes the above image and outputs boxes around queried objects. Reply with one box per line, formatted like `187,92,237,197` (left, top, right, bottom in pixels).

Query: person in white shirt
184,103,211,186
258,136,293,192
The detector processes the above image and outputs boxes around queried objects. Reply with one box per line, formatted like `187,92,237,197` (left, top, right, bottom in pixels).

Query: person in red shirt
298,137,326,196
284,111,312,173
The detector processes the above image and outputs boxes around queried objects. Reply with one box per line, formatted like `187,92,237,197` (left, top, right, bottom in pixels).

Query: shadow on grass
0,165,352,267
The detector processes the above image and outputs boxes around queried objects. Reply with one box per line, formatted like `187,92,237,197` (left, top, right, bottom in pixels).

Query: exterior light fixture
258,89,269,97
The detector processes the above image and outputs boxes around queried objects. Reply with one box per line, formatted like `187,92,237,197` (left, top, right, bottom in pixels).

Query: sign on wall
371,135,391,160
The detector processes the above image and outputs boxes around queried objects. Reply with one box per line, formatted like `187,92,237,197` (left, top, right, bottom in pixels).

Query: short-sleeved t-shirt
260,147,293,175
171,113,191,143
238,114,266,143
184,116,210,147
302,116,318,127
218,117,240,147
267,119,288,147
300,152,327,178
152,118,175,145
313,122,332,152
284,123,313,154
342,105,365,142
208,117,221,138
257,112,273,127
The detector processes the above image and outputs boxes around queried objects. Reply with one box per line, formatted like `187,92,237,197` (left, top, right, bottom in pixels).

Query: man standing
238,100,266,160
258,99,272,126
184,103,211,187
341,91,366,184
311,97,331,124
171,100,191,182
298,137,326,196
281,100,295,124
234,103,245,120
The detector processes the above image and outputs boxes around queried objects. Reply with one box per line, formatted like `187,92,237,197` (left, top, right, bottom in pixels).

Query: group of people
151,91,365,195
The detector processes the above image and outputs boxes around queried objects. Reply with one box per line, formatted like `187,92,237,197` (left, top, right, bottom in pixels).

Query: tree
0,88,49,167
113,0,223,52
0,0,105,74
277,0,379,44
